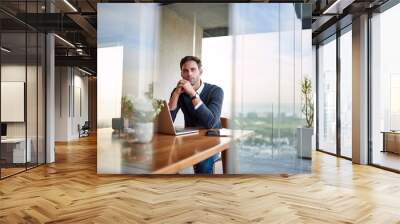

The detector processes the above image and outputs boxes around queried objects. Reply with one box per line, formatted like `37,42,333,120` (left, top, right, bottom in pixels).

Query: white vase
123,118,129,130
296,127,313,159
134,122,154,143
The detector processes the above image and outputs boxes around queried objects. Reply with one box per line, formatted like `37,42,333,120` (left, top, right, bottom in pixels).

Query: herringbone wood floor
1,134,400,223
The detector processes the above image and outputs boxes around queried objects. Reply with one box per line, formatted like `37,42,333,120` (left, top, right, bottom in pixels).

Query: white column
46,33,55,163
352,14,369,164
46,0,55,163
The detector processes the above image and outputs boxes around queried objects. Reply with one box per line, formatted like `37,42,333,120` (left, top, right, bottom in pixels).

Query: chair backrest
112,118,123,130
82,121,90,129
220,117,228,129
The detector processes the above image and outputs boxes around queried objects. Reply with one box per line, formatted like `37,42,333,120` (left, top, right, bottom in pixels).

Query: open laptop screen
1,123,7,137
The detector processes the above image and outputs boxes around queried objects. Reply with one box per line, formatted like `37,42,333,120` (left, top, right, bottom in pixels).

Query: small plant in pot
131,97,164,143
297,76,314,159
121,96,134,130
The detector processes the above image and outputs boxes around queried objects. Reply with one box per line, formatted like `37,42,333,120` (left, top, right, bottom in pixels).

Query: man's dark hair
180,56,202,70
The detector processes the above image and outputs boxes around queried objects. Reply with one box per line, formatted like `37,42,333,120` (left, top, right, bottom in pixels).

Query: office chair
79,121,90,138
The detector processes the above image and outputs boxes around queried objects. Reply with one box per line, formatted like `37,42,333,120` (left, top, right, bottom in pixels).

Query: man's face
181,60,202,86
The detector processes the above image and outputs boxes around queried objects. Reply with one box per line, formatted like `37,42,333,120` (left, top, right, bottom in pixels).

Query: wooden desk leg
222,150,227,174
383,132,386,152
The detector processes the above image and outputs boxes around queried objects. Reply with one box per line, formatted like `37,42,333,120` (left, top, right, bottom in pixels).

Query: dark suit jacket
170,82,224,129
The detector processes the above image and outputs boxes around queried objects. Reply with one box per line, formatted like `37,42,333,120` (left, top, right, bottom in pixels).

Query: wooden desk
1,138,31,164
382,131,400,154
97,128,251,174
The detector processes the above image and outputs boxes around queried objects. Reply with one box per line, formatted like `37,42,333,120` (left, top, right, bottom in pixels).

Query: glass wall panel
97,4,160,174
1,30,27,177
317,36,337,154
38,32,45,165
230,4,280,173
229,3,312,174
27,31,38,169
279,4,296,161
339,27,352,158
0,1,46,179
371,3,400,171
97,3,312,175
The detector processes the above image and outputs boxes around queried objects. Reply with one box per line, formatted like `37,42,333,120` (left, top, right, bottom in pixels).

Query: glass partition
371,3,400,171
0,1,46,179
1,30,28,177
229,3,312,174
27,31,38,169
97,3,159,174
97,3,312,175
38,32,45,165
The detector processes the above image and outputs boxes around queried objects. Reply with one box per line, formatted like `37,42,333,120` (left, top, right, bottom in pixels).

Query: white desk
1,138,31,163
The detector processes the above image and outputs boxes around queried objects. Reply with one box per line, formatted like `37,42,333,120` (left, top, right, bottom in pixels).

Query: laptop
1,123,7,140
156,101,199,136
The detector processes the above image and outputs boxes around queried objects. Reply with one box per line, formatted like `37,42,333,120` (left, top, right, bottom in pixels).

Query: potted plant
131,97,164,143
121,96,134,130
297,76,314,159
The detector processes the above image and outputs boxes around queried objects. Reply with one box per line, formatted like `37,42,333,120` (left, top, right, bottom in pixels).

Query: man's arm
193,87,224,129
169,88,181,121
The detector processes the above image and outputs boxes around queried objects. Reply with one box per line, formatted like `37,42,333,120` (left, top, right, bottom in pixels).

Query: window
340,27,352,158
317,36,337,155
228,3,312,173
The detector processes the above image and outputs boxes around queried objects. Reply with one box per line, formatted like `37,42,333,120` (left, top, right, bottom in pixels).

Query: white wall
1,65,34,138
55,67,89,141
1,64,46,163
55,67,69,141
73,73,89,137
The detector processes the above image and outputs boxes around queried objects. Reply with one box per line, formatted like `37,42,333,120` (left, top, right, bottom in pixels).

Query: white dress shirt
194,81,204,110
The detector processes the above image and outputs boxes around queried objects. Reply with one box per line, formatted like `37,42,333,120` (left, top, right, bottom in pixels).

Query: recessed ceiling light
78,67,92,76
322,0,353,15
63,0,78,12
54,34,75,48
1,47,11,53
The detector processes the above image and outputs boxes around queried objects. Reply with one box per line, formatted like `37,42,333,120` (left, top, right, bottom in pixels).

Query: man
169,56,224,174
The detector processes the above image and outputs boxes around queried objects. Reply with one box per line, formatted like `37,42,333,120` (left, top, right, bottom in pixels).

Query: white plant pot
134,122,154,143
123,118,129,131
296,127,313,159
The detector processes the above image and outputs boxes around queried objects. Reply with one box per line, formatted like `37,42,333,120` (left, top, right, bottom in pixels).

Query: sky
202,30,312,117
